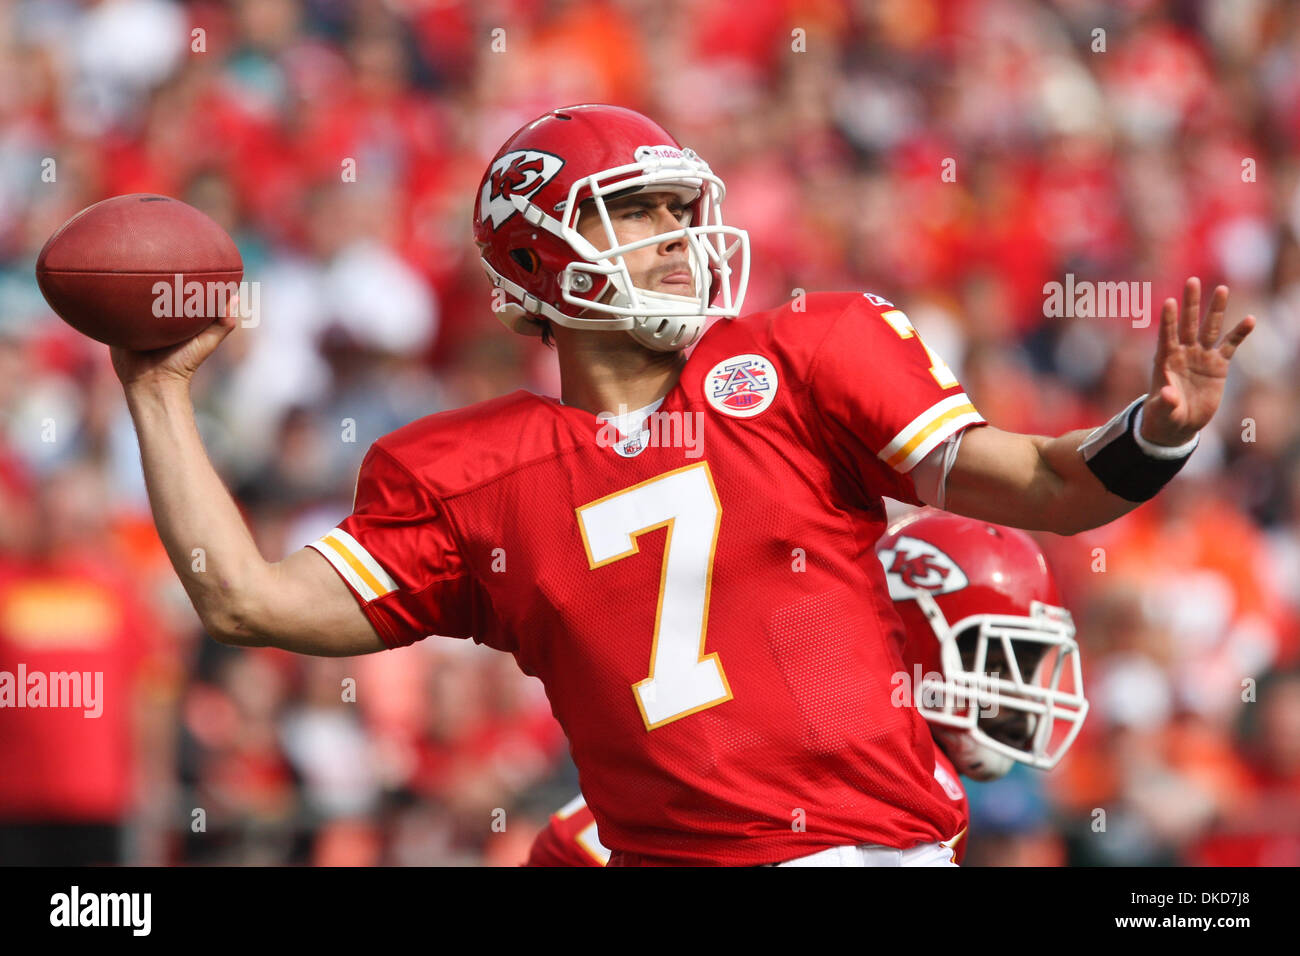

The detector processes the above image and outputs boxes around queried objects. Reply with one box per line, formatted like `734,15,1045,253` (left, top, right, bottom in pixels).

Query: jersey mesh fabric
314,291,985,865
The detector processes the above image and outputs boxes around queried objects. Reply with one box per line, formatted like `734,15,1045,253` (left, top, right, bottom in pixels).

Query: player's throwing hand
109,305,238,391
1140,277,1256,447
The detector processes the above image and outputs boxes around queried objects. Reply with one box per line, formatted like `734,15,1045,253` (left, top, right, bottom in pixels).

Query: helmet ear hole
954,626,981,671
509,248,540,273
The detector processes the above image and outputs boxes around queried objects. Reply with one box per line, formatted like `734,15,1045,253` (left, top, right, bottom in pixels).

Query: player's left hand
1140,277,1256,446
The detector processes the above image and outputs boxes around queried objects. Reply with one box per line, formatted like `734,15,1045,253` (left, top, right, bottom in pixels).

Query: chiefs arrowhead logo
877,536,968,599
889,551,949,589
480,150,565,229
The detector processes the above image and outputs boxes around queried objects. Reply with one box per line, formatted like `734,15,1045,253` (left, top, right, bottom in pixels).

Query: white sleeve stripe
307,529,399,603
556,794,589,819
327,528,400,592
895,411,986,473
879,393,978,460
307,539,378,601
577,822,612,865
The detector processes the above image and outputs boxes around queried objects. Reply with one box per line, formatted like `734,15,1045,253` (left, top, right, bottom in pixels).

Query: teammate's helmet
876,509,1089,780
473,103,750,352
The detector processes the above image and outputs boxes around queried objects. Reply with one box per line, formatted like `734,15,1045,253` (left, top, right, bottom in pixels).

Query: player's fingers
1198,284,1228,348
1179,276,1200,345
182,315,236,365
1218,315,1256,361
1157,296,1178,361
206,313,238,348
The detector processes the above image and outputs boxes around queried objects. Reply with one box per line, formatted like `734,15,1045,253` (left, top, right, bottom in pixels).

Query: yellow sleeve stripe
308,528,398,602
555,794,589,820
879,393,985,473
884,403,979,470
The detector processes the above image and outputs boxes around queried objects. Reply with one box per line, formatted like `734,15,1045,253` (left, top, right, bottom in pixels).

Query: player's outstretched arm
939,423,1120,534
114,316,386,656
942,278,1255,535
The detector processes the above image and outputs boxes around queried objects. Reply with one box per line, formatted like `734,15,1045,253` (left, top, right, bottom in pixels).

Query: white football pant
773,840,958,867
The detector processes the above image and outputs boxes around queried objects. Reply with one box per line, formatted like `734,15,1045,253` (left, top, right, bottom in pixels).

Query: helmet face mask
556,152,749,350
876,509,1091,780
914,596,1089,773
474,106,751,352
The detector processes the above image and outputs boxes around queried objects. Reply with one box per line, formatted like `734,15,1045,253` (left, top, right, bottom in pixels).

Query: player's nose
658,224,686,256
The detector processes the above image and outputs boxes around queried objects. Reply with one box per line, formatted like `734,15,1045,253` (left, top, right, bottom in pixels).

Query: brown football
35,193,243,351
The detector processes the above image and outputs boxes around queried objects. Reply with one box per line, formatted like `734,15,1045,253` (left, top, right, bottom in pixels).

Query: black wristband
1079,398,1197,503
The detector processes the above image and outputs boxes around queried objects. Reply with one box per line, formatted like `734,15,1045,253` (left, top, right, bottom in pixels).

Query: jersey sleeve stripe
577,822,612,865
327,528,400,592
879,394,984,472
878,393,975,461
308,529,398,602
886,406,983,472
555,794,589,819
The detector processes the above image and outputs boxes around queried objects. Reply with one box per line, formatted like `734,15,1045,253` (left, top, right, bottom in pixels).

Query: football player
113,104,1252,866
524,509,1088,866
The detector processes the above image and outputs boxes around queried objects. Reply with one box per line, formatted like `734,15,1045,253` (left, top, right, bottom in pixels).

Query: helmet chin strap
627,310,706,351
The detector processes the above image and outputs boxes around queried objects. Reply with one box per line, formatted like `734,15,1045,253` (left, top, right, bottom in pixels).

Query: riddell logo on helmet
480,150,565,229
877,537,970,599
634,145,685,162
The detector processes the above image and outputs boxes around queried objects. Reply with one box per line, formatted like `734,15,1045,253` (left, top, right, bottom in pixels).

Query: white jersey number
576,462,732,730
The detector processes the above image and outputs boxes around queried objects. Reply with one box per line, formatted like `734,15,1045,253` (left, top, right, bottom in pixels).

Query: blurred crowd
0,0,1298,866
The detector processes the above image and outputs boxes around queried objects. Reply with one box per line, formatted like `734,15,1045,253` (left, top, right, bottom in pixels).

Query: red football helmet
472,104,750,351
876,509,1089,779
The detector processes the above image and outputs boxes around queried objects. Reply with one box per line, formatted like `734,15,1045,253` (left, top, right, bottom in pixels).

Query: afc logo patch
703,353,779,418
480,150,565,229
876,536,970,600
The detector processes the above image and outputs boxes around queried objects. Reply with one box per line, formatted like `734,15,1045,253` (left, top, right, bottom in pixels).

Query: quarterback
112,104,1253,866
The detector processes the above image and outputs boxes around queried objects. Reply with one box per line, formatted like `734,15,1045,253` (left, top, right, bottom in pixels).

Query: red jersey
931,748,970,865
310,291,985,865
524,794,611,867
528,750,969,867
0,552,156,821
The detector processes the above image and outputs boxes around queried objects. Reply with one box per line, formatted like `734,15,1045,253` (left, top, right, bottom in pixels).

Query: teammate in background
526,510,1087,867
114,104,1251,866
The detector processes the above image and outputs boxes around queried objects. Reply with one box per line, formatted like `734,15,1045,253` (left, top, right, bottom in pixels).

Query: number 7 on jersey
576,462,733,730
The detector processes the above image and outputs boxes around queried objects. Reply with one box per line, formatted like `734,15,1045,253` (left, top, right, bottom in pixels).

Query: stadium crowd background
0,0,1298,866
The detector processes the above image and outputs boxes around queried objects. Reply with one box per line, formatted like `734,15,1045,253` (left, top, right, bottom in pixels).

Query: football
35,193,243,351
